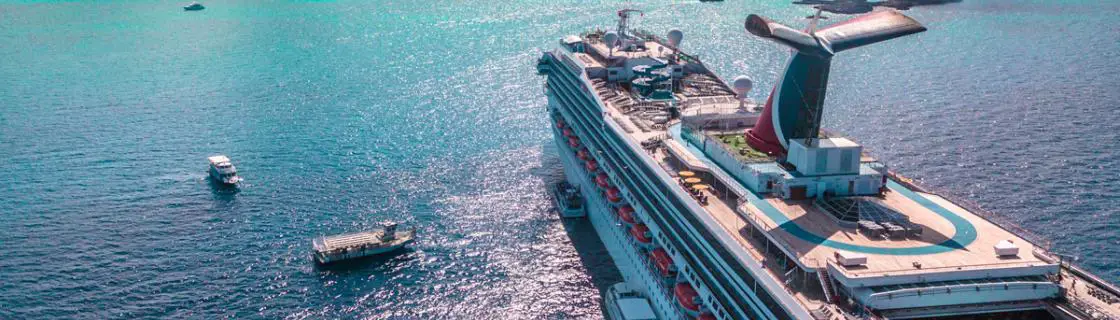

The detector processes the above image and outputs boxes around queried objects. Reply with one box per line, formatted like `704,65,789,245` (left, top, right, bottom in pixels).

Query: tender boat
207,155,242,185
551,181,586,218
312,223,415,264
604,283,658,320
183,2,204,11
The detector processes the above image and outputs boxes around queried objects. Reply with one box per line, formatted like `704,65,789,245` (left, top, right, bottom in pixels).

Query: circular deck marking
667,124,978,255
746,181,977,255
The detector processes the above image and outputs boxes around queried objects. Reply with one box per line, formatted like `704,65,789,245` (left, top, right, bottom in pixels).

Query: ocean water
0,0,1117,318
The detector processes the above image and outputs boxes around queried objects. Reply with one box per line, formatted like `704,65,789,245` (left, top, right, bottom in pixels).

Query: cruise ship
536,8,1120,320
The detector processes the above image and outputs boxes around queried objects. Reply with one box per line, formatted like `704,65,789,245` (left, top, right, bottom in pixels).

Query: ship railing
732,197,820,271
1063,294,1119,320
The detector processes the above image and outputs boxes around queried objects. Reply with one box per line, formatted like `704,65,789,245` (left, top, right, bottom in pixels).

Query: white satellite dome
732,76,753,98
667,29,683,48
603,32,619,50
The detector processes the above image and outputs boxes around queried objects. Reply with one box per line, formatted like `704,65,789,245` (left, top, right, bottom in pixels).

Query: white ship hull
551,116,685,320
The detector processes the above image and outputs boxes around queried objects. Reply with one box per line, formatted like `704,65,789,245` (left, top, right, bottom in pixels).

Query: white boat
312,223,416,264
207,155,242,185
551,181,586,218
183,2,204,11
604,283,659,320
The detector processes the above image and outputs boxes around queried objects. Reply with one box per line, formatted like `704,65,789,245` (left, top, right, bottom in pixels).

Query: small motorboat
312,223,416,264
183,2,205,11
207,155,242,185
552,181,586,218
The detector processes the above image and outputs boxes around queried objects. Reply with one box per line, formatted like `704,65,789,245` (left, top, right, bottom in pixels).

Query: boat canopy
619,207,636,224
208,155,231,165
596,173,610,188
649,248,675,276
674,282,701,311
630,224,652,243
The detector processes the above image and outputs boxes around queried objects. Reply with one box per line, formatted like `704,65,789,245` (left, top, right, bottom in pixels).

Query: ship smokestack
744,11,927,155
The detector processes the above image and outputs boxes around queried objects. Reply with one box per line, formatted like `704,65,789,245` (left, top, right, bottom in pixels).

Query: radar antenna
807,7,826,33
616,9,643,38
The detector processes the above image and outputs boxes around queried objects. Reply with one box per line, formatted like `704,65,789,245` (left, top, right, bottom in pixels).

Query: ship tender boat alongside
605,283,660,320
537,8,1120,320
312,223,415,264
553,181,587,218
207,155,242,185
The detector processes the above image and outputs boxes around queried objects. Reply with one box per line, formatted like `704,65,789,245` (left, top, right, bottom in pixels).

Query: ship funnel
744,11,926,155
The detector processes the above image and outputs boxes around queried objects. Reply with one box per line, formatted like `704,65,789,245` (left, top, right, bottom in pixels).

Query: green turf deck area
713,134,772,162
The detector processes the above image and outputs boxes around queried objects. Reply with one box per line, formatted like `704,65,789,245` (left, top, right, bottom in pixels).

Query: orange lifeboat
649,248,676,277
563,128,574,137
577,149,590,161
674,282,701,314
618,206,635,222
605,187,621,203
618,205,636,224
595,173,610,188
630,224,652,244
556,119,566,129
697,313,716,320
568,137,580,148
585,160,599,172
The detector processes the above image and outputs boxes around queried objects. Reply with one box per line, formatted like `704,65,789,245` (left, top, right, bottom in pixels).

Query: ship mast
616,9,643,38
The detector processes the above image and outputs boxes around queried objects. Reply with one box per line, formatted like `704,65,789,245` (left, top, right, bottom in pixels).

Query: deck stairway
818,270,837,303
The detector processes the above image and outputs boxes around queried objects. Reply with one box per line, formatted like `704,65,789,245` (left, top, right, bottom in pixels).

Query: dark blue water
0,0,1117,318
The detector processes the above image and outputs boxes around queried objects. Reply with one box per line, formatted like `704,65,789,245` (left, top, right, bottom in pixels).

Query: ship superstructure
537,8,1120,320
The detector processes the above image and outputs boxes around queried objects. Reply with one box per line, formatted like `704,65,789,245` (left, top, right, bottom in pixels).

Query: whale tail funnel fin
744,11,926,154
745,11,926,56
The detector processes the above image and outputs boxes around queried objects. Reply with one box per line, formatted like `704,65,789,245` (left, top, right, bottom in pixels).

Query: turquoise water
1,0,1117,318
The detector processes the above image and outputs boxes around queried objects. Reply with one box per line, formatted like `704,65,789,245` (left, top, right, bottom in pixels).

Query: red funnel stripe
745,88,786,155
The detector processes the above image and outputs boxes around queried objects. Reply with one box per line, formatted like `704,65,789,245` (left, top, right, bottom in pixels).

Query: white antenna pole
809,7,823,33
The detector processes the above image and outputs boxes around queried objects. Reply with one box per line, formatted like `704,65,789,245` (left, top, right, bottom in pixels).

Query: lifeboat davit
674,282,701,315
630,224,653,244
568,137,580,148
606,187,621,203
577,149,590,161
595,173,610,188
649,248,676,277
585,160,599,172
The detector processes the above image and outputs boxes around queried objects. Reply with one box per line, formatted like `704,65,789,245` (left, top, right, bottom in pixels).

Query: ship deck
743,188,1047,278
550,26,1118,320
